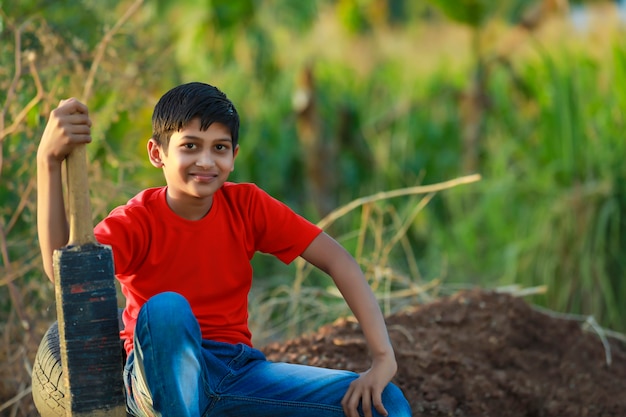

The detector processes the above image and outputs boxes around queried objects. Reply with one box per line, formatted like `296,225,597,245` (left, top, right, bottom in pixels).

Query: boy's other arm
300,232,396,417
36,98,92,282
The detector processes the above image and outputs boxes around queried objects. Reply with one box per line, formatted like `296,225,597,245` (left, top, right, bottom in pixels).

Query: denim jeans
123,292,412,417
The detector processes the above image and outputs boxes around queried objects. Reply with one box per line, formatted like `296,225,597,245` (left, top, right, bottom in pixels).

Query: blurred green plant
425,37,626,333
426,0,499,27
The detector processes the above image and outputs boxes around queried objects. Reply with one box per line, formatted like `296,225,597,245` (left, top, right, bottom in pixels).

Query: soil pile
262,289,626,417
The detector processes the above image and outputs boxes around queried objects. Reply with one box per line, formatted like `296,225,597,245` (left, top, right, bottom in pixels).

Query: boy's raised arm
36,98,92,281
300,232,397,417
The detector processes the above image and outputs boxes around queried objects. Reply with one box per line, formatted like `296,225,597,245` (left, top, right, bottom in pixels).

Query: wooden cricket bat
53,145,126,417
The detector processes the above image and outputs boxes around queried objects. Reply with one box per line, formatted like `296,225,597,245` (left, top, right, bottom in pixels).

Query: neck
165,191,213,221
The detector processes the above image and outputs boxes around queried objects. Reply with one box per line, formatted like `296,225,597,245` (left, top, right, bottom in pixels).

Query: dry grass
0,298,47,417
249,174,482,344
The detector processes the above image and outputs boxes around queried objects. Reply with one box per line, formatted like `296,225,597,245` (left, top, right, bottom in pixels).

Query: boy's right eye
182,143,196,150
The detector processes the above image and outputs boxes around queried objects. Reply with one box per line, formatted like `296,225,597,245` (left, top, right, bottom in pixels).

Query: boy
37,82,411,417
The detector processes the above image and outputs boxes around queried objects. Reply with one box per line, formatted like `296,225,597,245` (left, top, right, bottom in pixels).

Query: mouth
190,172,218,182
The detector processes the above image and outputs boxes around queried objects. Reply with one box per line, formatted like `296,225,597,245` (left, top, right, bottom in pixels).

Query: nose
195,151,215,168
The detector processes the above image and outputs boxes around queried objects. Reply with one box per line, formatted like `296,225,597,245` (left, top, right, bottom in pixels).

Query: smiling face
148,118,239,220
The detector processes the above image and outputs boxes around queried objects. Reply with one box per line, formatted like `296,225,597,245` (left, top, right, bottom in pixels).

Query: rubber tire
31,313,129,417
31,321,65,417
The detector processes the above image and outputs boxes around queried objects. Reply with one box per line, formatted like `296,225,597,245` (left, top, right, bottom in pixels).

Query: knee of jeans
382,383,412,416
141,292,194,326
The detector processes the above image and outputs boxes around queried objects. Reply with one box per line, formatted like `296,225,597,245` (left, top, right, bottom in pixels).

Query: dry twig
82,0,144,103
0,385,32,415
317,174,482,230
530,304,626,367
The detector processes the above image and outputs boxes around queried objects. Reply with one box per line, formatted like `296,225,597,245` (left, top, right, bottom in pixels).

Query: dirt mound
261,289,626,417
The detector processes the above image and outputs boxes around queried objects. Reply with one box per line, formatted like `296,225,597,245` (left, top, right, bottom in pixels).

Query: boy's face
147,118,238,218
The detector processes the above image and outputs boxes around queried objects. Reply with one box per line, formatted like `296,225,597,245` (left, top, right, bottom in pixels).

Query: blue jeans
123,292,411,417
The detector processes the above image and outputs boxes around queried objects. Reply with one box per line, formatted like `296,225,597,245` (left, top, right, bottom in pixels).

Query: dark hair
151,82,239,152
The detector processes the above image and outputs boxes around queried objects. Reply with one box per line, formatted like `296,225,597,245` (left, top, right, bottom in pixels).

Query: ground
2,289,626,416
262,289,626,417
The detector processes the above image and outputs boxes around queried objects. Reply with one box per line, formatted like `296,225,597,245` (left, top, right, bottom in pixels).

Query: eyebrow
180,135,232,142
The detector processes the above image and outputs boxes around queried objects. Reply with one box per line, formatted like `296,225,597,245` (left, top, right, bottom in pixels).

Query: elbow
43,263,55,283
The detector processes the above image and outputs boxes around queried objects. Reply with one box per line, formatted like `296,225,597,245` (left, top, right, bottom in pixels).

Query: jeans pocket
226,344,266,372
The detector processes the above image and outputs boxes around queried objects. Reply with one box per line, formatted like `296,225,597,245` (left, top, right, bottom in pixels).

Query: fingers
341,382,359,417
341,377,389,417
372,390,388,417
46,110,92,142
64,113,93,132
38,98,93,165
53,98,91,127
58,97,89,116
361,390,373,417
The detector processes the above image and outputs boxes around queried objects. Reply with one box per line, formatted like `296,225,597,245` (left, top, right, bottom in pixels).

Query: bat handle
66,145,96,246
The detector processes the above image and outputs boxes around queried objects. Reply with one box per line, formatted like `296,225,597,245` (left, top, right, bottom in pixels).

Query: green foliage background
1,0,625,352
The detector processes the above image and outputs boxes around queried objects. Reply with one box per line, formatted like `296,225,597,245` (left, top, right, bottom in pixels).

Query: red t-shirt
94,182,322,355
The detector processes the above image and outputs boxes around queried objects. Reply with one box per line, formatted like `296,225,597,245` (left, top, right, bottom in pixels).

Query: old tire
31,313,128,417
31,322,65,417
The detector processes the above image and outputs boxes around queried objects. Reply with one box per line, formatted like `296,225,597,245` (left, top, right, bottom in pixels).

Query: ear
147,139,164,168
230,145,239,172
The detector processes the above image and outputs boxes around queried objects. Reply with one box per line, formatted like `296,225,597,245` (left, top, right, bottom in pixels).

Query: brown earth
262,289,626,417
2,289,626,416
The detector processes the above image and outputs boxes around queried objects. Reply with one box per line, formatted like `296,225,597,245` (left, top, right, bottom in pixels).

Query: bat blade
53,242,126,417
